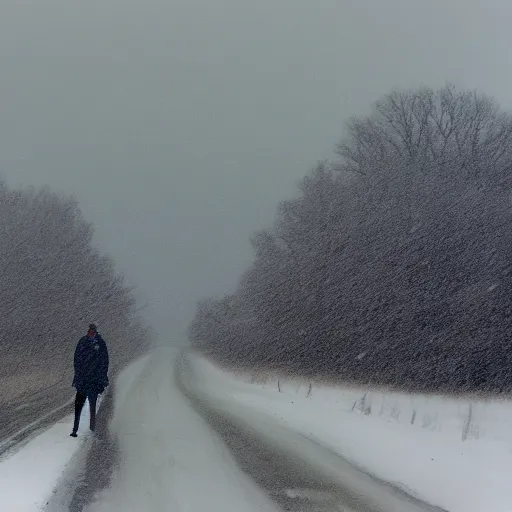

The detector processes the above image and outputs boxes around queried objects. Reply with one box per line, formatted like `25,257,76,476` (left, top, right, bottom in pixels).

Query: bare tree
337,84,512,185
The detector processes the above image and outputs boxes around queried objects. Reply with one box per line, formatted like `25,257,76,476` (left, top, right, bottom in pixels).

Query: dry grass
0,352,67,406
0,370,63,405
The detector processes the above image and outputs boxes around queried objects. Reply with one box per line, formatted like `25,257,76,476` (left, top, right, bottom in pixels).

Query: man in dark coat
70,323,109,437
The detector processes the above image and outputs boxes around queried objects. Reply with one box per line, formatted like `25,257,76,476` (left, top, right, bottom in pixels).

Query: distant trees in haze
190,85,512,394
0,181,152,391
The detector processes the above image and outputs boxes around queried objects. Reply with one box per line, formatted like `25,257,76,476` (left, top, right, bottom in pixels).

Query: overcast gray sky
1,0,511,340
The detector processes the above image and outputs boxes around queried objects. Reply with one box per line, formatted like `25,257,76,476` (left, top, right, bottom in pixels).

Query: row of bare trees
0,181,152,390
190,85,512,394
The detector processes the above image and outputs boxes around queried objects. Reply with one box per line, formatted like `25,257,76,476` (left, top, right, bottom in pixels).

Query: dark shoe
70,431,78,438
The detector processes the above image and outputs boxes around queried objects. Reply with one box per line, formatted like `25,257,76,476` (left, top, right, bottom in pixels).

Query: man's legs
88,393,98,432
71,391,87,436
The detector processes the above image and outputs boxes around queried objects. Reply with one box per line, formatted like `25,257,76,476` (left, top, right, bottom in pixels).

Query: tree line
0,181,152,395
190,85,512,394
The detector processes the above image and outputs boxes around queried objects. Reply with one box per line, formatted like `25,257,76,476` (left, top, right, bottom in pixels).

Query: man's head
87,324,97,337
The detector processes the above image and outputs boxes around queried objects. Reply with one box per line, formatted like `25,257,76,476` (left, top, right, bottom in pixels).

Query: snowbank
185,352,512,512
0,404,93,512
87,347,280,512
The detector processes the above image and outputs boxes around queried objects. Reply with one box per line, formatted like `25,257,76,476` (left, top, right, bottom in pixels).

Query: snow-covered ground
0,404,93,512
84,347,280,512
0,348,283,512
5,347,509,512
185,352,512,512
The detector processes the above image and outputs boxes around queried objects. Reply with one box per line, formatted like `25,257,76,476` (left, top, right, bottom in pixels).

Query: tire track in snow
177,352,448,512
77,347,281,512
0,387,74,459
176,357,358,511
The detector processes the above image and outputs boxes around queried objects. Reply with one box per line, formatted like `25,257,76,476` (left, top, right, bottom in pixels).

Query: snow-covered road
68,347,281,512
2,347,449,511
65,347,445,511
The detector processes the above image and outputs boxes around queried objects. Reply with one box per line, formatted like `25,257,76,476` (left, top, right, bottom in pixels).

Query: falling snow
1,4,512,509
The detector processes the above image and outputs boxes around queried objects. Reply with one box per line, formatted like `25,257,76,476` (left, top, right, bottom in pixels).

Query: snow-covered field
185,352,512,512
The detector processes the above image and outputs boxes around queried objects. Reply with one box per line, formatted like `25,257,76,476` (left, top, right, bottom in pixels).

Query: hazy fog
1,0,511,338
